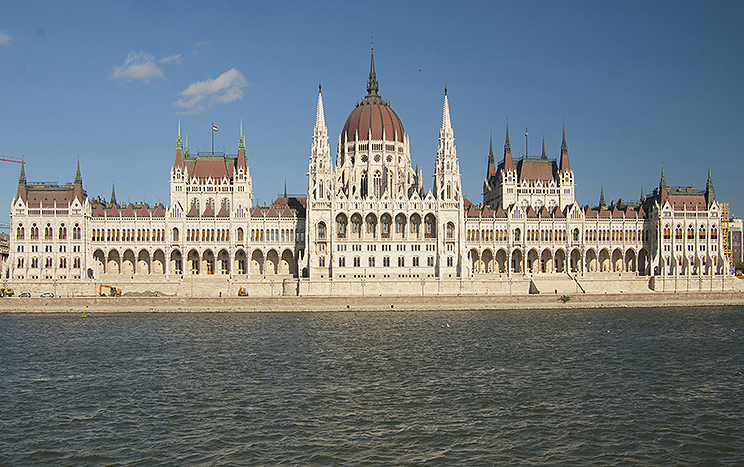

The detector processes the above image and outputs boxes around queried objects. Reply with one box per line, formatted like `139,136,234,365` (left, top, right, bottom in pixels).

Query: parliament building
5,51,732,296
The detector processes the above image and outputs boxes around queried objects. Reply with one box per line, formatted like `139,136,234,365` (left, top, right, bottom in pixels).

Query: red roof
342,95,404,143
517,159,557,184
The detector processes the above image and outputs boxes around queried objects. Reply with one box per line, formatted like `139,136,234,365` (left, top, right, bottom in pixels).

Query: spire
284,180,287,198
366,45,379,97
237,118,247,172
174,119,184,170
176,118,183,150
74,159,82,184
559,124,570,172
441,88,452,133
184,132,189,156
16,162,27,203
315,84,326,128
110,183,117,206
706,167,716,205
73,159,84,202
599,186,606,207
640,187,645,202
238,118,245,151
503,122,513,171
660,167,667,191
486,133,496,179
541,136,547,160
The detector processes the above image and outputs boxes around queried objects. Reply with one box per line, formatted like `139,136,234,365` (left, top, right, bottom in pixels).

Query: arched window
351,214,362,238
361,171,368,198
410,216,421,237
380,214,392,239
573,228,580,242
373,171,382,198
366,214,377,237
675,225,683,240
395,214,406,236
317,222,326,240
45,224,53,240
699,226,706,240
711,226,718,240
173,228,179,242
687,225,695,240
424,214,436,239
514,228,521,242
237,228,244,242
336,214,347,239
446,222,455,240
59,224,67,240
663,225,671,240
16,224,24,240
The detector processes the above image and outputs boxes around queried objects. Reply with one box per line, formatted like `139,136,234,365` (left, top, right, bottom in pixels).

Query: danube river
1,307,742,465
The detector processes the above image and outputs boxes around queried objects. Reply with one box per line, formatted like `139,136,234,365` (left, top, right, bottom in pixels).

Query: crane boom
0,155,24,164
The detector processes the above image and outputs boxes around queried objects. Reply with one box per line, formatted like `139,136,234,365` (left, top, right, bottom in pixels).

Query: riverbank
2,291,744,313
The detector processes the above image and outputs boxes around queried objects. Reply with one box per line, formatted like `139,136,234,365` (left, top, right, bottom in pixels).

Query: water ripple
1,307,743,465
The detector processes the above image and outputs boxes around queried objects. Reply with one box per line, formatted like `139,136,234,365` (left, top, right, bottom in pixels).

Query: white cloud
174,69,248,115
160,54,182,64
110,51,164,83
0,30,11,45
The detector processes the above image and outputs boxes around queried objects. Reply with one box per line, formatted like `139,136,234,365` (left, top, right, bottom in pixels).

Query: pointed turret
73,160,85,202
16,162,27,204
660,167,668,191
640,187,645,202
174,119,184,170
486,134,496,179
366,46,379,97
559,125,570,172
706,167,716,206
441,87,452,133
110,183,117,206
503,123,513,171
599,186,606,207
237,118,247,172
541,137,547,160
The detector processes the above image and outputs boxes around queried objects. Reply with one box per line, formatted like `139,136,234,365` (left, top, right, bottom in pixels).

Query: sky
1,0,743,227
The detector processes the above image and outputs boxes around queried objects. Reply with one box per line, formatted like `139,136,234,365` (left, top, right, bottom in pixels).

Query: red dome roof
342,95,405,143
341,49,405,143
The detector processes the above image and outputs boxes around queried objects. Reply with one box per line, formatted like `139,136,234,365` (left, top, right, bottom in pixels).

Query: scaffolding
722,202,732,273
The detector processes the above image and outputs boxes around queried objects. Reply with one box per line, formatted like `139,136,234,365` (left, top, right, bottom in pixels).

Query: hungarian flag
212,124,218,132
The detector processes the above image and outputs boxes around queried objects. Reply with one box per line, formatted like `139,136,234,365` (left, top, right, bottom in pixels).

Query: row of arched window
16,223,81,241
251,228,296,243
185,228,230,242
584,229,647,243
92,228,165,242
663,225,717,241
331,213,438,240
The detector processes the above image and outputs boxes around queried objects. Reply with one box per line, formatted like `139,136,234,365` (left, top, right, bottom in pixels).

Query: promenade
2,292,744,313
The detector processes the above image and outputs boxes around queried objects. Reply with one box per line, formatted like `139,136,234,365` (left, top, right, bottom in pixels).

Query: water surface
1,307,742,465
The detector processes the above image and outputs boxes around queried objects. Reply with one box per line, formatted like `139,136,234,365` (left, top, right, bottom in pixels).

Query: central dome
341,50,405,143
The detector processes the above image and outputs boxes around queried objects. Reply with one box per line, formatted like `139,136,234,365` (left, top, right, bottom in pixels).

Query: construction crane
0,155,24,165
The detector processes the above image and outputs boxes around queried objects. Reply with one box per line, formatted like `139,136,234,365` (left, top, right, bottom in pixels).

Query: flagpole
212,122,214,155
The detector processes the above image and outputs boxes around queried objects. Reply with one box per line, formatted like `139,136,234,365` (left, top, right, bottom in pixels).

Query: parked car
19,292,31,298
40,292,54,298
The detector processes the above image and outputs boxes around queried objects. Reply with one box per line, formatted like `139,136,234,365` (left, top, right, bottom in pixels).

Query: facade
4,51,733,296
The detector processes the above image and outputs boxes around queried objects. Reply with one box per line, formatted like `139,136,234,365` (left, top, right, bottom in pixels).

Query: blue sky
1,0,743,226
